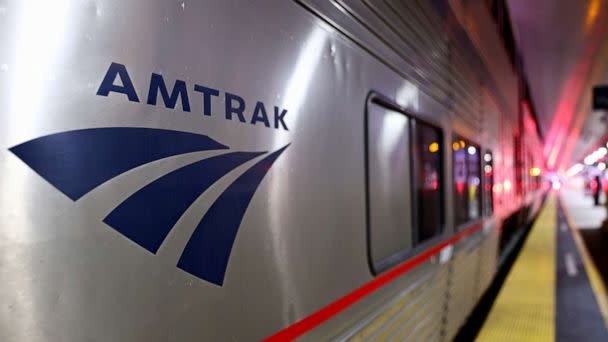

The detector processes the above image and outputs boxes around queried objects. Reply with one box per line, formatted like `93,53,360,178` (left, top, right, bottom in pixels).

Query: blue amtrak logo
9,128,289,286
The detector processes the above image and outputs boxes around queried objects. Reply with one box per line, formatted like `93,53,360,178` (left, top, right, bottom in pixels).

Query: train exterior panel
0,0,544,341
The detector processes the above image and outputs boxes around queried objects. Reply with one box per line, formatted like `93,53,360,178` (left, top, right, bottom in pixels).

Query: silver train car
0,0,545,341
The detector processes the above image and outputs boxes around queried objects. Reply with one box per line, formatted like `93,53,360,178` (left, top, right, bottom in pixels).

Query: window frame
365,92,446,275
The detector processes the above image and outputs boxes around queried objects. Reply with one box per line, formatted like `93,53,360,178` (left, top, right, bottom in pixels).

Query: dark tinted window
468,145,481,219
484,151,494,216
414,122,443,243
453,139,468,226
453,136,481,227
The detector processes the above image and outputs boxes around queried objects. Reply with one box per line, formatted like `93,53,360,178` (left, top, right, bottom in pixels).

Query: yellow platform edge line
476,196,556,342
559,197,608,331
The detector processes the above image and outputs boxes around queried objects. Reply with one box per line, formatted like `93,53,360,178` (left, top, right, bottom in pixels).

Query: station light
566,163,584,177
529,167,541,177
467,146,477,155
484,153,492,162
452,142,460,151
551,175,561,191
552,181,561,190
428,142,439,153
493,183,503,193
583,146,608,166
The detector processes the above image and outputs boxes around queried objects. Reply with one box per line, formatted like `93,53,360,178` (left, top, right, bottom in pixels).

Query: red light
456,182,465,194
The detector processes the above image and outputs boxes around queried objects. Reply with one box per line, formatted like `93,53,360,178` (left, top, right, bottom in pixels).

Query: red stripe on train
263,222,483,341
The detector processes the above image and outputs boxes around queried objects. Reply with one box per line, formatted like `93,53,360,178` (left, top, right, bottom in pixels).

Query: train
0,0,545,341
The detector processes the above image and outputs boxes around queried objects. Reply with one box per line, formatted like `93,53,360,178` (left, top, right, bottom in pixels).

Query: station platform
476,193,608,341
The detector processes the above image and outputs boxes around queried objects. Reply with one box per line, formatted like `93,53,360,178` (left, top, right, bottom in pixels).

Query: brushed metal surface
0,0,523,340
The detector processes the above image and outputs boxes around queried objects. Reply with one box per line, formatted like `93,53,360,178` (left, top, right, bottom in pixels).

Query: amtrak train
0,0,545,341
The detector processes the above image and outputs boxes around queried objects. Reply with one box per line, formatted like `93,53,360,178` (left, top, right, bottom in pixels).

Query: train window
413,121,443,243
467,144,482,220
367,101,413,271
452,136,481,227
483,151,494,216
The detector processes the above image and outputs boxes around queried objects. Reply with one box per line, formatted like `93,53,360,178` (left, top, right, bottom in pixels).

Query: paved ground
476,193,608,341
556,202,607,341
561,188,608,287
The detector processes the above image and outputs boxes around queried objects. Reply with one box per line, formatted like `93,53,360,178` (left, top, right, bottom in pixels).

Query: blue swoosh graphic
9,127,291,286
177,144,290,285
9,128,228,200
103,151,266,253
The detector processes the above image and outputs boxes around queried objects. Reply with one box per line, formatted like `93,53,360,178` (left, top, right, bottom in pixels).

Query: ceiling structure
507,0,608,171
